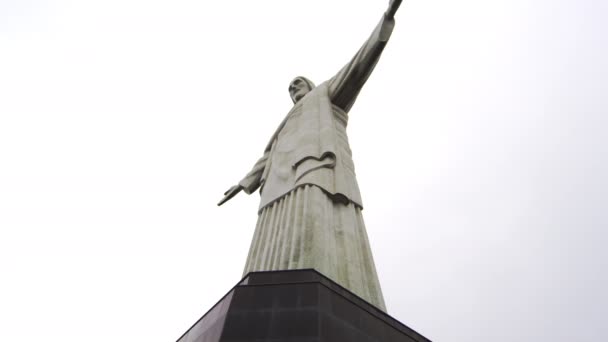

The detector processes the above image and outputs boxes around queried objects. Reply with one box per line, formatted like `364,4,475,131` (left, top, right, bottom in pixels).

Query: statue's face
289,78,313,103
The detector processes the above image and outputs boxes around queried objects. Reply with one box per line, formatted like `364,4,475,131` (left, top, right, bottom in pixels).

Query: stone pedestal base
177,269,430,342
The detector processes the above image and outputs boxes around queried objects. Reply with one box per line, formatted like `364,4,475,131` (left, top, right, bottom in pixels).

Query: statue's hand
217,185,244,206
386,0,402,19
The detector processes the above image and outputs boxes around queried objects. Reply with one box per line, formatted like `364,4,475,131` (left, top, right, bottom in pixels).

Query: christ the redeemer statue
218,0,402,311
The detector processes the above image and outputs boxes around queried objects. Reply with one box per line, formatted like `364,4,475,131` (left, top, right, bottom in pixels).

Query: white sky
1,0,607,341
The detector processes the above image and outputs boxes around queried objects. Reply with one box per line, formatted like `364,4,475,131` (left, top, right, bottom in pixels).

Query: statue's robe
238,14,395,311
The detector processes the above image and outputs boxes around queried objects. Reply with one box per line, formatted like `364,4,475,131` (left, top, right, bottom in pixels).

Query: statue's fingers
224,185,236,196
217,194,231,206
218,187,241,206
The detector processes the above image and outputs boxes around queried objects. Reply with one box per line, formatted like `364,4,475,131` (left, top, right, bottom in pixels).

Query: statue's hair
289,76,316,92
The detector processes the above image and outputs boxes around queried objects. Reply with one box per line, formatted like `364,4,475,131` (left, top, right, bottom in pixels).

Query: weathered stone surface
218,1,404,313
243,185,386,310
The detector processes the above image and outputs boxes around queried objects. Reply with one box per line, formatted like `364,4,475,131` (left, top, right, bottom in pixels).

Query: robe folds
238,14,395,311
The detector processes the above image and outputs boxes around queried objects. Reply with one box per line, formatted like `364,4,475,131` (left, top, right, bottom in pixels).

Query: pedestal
177,269,430,342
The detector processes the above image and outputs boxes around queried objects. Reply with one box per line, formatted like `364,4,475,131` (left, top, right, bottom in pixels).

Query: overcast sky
1,0,607,341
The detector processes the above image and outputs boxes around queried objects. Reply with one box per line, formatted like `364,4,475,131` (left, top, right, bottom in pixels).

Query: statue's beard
291,91,309,103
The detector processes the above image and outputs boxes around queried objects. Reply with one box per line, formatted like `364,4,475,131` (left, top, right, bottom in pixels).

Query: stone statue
218,0,403,311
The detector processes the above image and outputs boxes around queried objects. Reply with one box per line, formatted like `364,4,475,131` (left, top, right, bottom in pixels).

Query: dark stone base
177,269,430,342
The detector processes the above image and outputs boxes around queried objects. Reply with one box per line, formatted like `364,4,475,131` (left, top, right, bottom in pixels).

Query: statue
218,0,403,311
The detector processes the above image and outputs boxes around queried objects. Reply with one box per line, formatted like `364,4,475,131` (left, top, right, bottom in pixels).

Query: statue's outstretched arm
386,0,403,20
238,152,268,194
218,152,269,206
328,0,402,112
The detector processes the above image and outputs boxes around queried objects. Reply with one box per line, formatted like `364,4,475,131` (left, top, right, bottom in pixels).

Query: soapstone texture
219,1,402,312
243,185,386,310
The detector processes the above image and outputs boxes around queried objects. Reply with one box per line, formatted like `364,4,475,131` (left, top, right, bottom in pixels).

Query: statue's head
289,76,315,103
